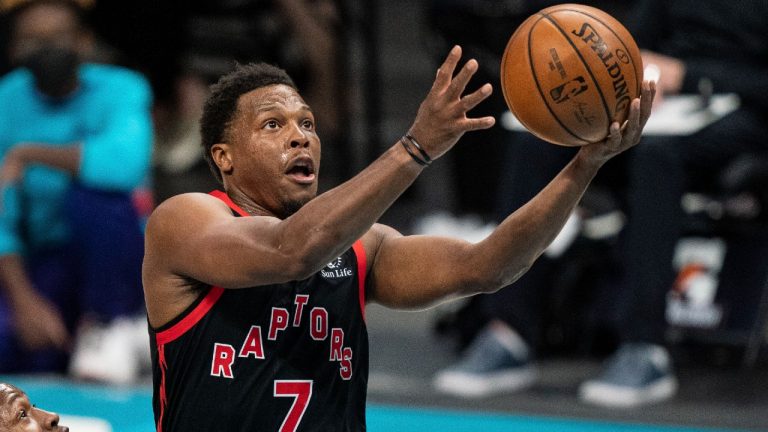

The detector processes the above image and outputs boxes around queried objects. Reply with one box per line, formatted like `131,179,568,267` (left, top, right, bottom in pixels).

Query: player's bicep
368,228,477,309
144,194,299,288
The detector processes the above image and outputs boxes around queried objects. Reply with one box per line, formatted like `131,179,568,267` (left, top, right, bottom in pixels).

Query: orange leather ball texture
501,3,643,146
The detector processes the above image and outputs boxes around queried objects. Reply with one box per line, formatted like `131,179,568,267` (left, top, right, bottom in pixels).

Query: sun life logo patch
321,256,352,279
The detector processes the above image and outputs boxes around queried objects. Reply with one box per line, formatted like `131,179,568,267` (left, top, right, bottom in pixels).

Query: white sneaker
69,315,149,385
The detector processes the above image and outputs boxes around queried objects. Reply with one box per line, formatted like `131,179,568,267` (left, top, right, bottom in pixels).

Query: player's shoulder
146,193,231,234
153,192,230,218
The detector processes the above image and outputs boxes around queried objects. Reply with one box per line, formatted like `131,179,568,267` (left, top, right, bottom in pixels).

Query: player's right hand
406,45,496,161
579,79,656,165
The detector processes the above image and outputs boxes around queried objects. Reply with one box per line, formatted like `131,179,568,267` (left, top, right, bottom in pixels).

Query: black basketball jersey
149,190,369,431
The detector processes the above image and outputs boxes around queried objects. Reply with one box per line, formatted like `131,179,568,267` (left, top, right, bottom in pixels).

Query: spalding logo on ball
501,3,643,146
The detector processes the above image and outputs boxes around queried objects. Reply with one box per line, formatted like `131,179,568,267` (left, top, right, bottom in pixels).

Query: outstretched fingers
432,45,462,93
446,58,478,100
464,115,496,131
408,45,497,160
461,83,493,111
457,83,496,131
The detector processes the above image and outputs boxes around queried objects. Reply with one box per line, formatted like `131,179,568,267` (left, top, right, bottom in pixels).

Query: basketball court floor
3,304,766,432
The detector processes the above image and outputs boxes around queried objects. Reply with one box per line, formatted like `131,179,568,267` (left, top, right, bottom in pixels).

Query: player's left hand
579,79,656,165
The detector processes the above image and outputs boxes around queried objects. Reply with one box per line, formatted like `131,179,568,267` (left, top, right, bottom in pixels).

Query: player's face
0,384,69,432
226,84,321,218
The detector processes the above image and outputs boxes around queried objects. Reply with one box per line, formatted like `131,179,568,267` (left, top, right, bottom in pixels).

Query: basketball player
142,46,655,430
0,383,69,431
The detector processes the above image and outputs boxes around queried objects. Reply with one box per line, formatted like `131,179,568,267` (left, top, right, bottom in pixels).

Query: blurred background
0,0,766,430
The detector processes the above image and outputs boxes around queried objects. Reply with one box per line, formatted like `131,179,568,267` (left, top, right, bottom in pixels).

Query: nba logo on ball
549,76,588,104
501,3,643,146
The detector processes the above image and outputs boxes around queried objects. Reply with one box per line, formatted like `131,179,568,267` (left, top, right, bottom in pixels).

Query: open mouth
285,157,316,184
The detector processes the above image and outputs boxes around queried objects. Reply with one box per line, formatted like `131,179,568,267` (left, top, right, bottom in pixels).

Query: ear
211,143,234,176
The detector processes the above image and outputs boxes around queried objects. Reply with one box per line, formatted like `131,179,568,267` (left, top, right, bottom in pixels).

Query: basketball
500,4,643,146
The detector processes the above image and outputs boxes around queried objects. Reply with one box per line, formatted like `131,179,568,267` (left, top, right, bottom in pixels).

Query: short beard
281,198,309,218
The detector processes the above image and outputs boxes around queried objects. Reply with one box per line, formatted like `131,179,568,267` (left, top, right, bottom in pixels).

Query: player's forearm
470,152,602,290
280,142,422,277
369,151,602,309
473,88,651,291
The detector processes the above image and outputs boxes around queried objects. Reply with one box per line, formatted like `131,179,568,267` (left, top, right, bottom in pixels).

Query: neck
224,186,276,218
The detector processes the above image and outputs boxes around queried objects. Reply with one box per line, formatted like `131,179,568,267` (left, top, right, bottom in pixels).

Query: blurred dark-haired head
5,0,93,98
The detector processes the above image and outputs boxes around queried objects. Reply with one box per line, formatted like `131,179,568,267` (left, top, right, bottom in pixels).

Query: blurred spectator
433,0,768,408
0,0,152,383
0,382,68,431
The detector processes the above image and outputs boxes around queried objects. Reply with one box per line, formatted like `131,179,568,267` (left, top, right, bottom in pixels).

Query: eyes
263,118,315,131
17,404,36,421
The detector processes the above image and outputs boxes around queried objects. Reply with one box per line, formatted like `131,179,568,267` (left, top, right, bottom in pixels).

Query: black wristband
400,136,430,166
404,134,432,165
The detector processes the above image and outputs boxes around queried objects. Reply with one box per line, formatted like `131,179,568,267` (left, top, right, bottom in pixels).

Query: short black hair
200,62,297,183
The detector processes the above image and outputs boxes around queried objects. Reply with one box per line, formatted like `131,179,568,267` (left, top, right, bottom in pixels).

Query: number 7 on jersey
274,380,313,432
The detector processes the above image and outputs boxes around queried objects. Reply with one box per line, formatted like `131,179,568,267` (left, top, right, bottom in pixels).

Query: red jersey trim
352,240,367,321
155,286,225,346
209,190,249,216
156,344,167,432
154,286,224,432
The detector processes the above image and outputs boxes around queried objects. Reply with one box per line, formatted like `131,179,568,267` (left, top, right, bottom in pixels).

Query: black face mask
22,45,80,99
